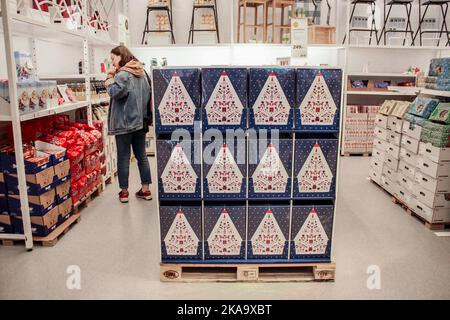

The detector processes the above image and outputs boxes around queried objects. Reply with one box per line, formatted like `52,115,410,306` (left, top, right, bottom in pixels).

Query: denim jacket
106,70,150,136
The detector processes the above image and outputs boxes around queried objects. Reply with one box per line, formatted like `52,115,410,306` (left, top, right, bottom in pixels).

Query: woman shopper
105,45,152,203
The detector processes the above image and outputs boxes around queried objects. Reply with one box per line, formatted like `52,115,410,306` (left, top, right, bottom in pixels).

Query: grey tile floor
0,157,449,299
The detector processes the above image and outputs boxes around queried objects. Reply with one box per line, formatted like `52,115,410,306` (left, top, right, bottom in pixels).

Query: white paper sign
118,14,130,46
291,18,308,58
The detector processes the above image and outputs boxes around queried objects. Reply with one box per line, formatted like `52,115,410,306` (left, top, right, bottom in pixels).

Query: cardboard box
372,147,386,162
386,142,401,159
13,206,59,237
56,179,71,203
413,184,450,208
397,172,416,193
374,114,388,129
0,214,13,234
373,137,388,151
398,159,417,180
58,198,72,219
0,150,52,174
35,141,67,165
386,130,401,146
388,116,403,133
410,199,450,224
400,148,418,167
419,143,450,163
369,167,382,184
384,153,400,170
414,171,450,194
397,187,415,207
374,127,388,141
416,157,450,178
382,165,397,182
401,135,420,154
54,159,70,180
0,194,8,214
370,157,384,172
6,167,56,196
402,120,422,140
381,175,398,197
8,188,56,216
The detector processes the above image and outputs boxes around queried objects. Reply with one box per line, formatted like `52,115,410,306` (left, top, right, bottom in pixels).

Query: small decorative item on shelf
194,0,214,5
156,14,169,31
149,0,169,7
429,103,450,124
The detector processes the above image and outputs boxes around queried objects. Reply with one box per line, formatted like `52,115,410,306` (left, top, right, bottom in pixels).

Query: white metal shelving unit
0,0,122,250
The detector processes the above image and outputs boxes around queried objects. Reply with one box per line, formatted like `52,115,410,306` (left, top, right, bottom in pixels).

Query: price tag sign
118,14,130,46
291,18,308,58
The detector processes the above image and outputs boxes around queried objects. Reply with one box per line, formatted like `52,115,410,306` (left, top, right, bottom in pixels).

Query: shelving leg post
141,7,150,45
237,2,241,42
1,0,33,250
214,1,220,43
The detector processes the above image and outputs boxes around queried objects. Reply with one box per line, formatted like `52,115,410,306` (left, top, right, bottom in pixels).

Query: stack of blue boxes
154,66,342,264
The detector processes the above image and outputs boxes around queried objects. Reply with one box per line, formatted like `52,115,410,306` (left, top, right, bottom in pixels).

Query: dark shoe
136,189,152,201
119,190,129,203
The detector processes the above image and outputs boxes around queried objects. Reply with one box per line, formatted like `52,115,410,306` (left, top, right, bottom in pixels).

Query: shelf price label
291,18,308,59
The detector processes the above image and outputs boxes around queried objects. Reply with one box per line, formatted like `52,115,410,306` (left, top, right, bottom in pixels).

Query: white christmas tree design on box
252,144,288,193
161,144,198,193
300,71,337,125
298,143,333,193
294,208,329,255
251,209,286,255
159,72,196,125
207,144,243,193
164,209,199,256
207,208,243,256
253,72,290,125
205,71,244,125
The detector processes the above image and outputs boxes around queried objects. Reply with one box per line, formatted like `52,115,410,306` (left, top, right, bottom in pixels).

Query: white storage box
413,184,450,208
419,143,450,163
402,120,422,140
397,187,415,207
386,130,401,146
414,171,450,194
386,142,401,159
401,135,420,154
410,199,450,224
370,157,384,172
397,172,416,193
374,127,388,141
382,165,397,182
381,175,398,197
369,166,382,185
384,153,400,170
374,114,388,129
416,157,450,178
398,159,417,180
373,137,388,151
387,116,403,133
400,148,418,167
372,146,386,162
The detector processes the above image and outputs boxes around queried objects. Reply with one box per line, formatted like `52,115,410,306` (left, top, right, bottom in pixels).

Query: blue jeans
115,130,152,190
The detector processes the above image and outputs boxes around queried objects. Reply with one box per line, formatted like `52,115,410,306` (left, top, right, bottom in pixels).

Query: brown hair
110,45,138,68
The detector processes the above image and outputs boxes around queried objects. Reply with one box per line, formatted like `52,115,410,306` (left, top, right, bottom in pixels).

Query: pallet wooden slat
160,262,336,283
73,184,104,214
344,152,371,157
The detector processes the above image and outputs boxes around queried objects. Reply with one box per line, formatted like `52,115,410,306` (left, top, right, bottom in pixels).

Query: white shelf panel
348,73,417,78
38,74,86,80
90,74,107,80
20,101,89,121
0,97,11,121
347,91,417,96
420,88,450,98
91,97,110,104
388,86,420,94
348,45,450,50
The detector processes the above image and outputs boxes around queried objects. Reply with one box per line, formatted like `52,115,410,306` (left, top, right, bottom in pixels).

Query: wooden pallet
343,152,371,157
391,196,450,231
160,262,336,283
1,214,81,247
104,174,115,185
73,184,104,214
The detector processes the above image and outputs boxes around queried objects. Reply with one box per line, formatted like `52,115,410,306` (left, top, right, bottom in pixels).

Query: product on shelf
429,103,450,124
14,51,34,81
407,97,439,119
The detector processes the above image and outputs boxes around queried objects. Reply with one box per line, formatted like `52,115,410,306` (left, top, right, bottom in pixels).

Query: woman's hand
107,67,117,77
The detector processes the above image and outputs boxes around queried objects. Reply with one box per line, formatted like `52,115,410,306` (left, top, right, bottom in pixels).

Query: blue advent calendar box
407,97,440,119
204,205,246,261
247,205,290,261
296,68,342,132
293,139,338,200
248,138,292,199
203,139,247,200
160,205,203,262
290,205,334,262
153,68,201,134
156,137,201,200
201,68,248,131
249,68,295,130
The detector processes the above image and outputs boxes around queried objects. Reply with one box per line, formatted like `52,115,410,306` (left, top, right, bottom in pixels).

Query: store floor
0,157,449,300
